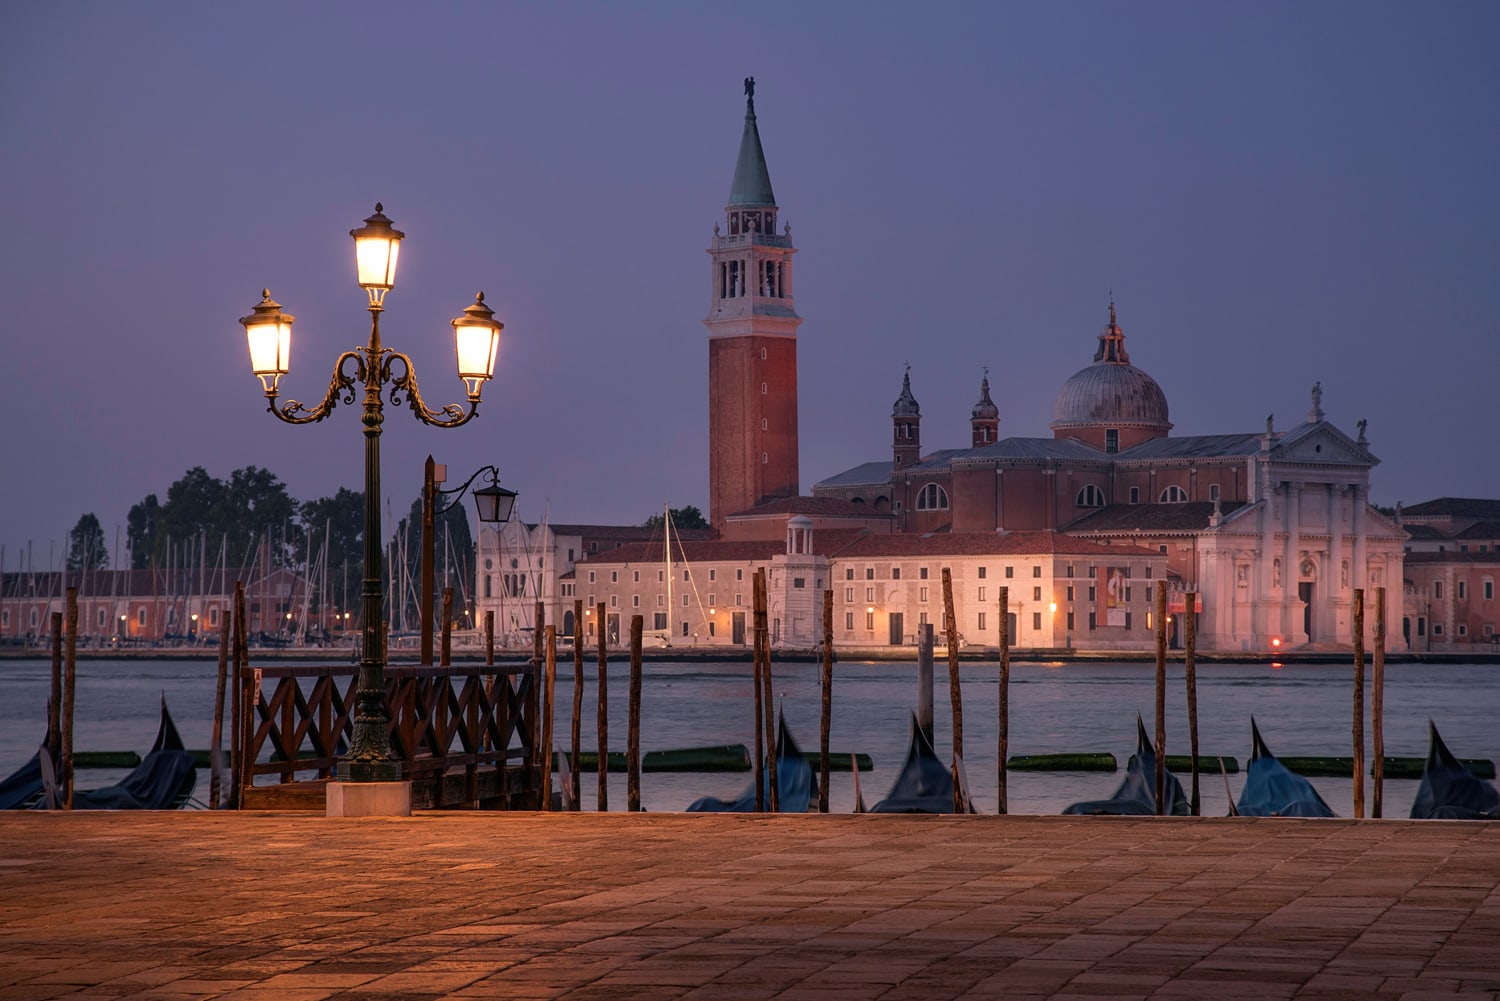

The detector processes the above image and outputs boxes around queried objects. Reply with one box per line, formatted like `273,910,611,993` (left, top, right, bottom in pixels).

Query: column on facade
1283,482,1300,641
1351,483,1367,647
1258,483,1277,643
1327,483,1343,645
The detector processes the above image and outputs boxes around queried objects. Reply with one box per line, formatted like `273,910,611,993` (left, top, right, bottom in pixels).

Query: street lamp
421,460,516,665
239,203,502,784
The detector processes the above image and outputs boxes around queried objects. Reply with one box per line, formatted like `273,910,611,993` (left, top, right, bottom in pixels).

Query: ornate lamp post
239,204,502,784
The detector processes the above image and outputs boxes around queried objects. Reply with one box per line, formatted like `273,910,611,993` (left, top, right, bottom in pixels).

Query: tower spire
730,77,776,208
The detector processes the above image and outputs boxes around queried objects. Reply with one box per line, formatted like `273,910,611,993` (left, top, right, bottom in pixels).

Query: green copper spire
729,77,776,207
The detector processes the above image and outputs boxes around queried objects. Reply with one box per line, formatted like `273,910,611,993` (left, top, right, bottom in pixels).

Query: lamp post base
326,780,412,817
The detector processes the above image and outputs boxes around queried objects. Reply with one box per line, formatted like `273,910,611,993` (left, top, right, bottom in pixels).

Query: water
2,657,1496,817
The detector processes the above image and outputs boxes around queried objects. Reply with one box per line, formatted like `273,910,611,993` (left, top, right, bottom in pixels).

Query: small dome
1050,304,1171,432
971,374,999,420
892,369,920,417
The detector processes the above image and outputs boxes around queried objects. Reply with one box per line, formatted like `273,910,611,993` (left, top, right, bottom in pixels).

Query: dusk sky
3,2,1497,565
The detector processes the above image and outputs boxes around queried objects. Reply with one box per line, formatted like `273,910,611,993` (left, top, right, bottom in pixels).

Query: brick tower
706,78,802,531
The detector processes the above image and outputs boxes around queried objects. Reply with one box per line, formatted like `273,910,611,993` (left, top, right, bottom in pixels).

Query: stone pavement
0,813,1497,1000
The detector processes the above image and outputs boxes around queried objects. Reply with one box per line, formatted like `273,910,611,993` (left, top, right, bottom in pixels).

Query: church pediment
1268,422,1376,467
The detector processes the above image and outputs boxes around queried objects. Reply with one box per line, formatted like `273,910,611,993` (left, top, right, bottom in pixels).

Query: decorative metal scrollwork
267,351,364,425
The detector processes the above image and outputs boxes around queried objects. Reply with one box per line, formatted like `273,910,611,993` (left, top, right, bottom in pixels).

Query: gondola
0,742,46,810
871,712,964,813
1235,718,1335,817
73,697,197,810
685,711,815,813
1410,721,1499,820
1062,715,1190,816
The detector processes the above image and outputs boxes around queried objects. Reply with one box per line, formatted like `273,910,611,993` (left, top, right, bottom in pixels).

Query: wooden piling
998,586,1009,815
48,612,62,770
533,600,545,779
485,609,495,667
440,587,453,667
752,575,765,813
1352,587,1366,819
1185,591,1200,816
1373,585,1386,819
542,625,557,811
596,601,608,812
230,582,244,809
1154,584,1167,816
942,568,963,813
756,570,777,812
62,587,77,808
628,615,643,812
572,598,584,811
211,616,230,809
917,624,934,742
819,591,833,813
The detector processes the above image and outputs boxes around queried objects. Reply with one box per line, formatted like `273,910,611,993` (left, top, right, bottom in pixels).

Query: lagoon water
2,657,1496,818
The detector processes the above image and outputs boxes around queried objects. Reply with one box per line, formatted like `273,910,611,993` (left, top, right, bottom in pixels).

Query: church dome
1050,305,1171,434
892,369,920,417
971,374,999,421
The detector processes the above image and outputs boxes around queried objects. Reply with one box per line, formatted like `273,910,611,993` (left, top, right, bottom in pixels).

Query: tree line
62,466,473,625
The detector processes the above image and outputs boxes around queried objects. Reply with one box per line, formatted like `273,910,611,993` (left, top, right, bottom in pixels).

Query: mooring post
541,625,557,811
753,575,765,813
819,591,833,813
942,568,963,812
1373,585,1386,818
917,623,934,743
596,601,608,811
1154,584,1167,816
48,612,62,773
533,600,545,781
757,570,777,812
628,614,643,813
231,582,245,809
62,587,77,809
211,617,230,809
1352,587,1366,819
998,587,1009,815
572,598,584,811
1185,591,1200,816
485,609,495,667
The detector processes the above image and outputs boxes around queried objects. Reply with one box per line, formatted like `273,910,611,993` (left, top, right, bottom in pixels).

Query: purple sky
3,2,1497,564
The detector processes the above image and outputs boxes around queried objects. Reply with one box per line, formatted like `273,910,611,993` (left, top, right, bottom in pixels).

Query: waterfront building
814,310,1409,653
0,565,322,649
1396,498,1500,650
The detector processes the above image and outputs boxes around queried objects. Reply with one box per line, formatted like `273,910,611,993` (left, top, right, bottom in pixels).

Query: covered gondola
871,712,962,813
1235,718,1336,817
0,742,46,810
686,711,815,813
1062,715,1190,816
1410,721,1499,820
74,698,197,810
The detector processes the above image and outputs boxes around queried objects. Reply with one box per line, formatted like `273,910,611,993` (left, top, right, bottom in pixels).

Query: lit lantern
239,290,294,392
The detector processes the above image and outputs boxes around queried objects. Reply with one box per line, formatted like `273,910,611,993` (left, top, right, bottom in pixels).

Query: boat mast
664,503,672,647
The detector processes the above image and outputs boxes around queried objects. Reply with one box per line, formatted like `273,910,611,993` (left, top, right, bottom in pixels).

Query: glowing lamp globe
239,290,294,392
350,203,404,291
453,292,502,398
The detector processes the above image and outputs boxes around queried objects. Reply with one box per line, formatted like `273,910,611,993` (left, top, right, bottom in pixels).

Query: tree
67,513,109,571
127,495,161,569
643,505,709,531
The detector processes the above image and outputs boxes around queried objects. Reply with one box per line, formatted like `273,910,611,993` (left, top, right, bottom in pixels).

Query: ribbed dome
1049,304,1171,433
1050,363,1170,429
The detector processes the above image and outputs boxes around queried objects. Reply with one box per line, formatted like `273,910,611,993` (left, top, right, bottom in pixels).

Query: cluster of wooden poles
529,569,1396,818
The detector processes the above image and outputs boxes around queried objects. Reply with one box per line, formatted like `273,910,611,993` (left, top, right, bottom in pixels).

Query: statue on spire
744,76,755,99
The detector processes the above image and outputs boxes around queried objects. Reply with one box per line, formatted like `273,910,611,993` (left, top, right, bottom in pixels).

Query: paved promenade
1,813,1496,1000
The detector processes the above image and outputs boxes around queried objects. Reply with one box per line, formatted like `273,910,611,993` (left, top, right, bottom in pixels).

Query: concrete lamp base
326,780,413,818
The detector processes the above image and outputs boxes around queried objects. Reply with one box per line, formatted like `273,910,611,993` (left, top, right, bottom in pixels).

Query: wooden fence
235,662,542,810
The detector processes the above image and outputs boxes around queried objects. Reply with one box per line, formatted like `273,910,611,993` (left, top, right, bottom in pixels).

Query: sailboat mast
664,503,672,647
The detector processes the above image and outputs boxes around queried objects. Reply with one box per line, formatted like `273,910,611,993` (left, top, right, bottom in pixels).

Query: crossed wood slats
238,662,540,808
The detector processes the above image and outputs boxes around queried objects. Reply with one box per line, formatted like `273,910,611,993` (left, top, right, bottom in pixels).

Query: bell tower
706,78,802,530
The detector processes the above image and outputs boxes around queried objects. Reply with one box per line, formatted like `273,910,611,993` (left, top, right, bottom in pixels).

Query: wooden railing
234,661,541,810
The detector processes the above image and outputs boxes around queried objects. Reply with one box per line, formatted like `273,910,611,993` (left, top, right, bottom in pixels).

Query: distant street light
239,204,502,784
421,459,516,664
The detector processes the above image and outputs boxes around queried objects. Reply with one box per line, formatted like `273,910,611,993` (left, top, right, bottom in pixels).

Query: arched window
915,483,949,511
1160,485,1188,503
1076,484,1105,508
